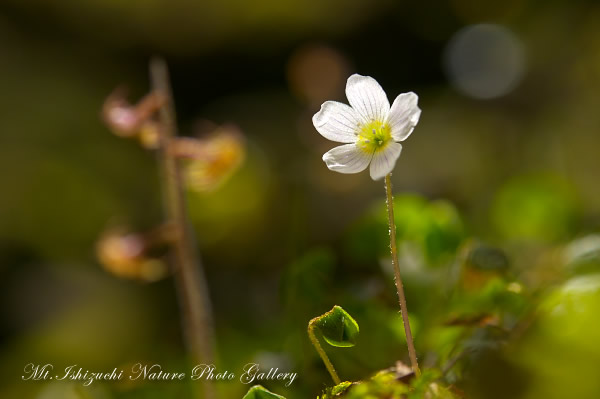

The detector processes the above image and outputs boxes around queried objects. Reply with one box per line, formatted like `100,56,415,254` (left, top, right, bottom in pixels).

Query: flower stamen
357,120,391,154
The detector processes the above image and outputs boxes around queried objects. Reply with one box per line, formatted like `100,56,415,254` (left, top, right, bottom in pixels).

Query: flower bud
182,125,246,192
96,225,175,282
102,88,165,139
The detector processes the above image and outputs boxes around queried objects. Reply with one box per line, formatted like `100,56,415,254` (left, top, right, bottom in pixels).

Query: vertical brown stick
384,174,421,377
150,58,216,398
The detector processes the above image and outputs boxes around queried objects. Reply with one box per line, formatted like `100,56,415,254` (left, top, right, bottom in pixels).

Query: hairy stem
384,174,421,377
150,58,216,399
308,317,341,385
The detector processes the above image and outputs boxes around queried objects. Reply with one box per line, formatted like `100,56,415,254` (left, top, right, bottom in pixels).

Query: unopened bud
96,225,175,282
182,125,246,192
102,88,165,139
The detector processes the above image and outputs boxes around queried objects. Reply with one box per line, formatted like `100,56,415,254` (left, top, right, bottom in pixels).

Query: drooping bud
175,124,246,192
96,224,176,282
102,88,165,139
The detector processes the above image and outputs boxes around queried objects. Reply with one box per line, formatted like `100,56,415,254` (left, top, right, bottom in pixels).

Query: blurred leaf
344,370,409,398
408,369,458,399
388,312,420,344
345,194,464,267
537,274,600,343
282,248,335,314
452,277,527,322
330,381,353,395
35,382,111,399
492,174,578,242
318,381,353,399
514,274,600,398
187,148,269,248
425,325,464,367
465,244,509,272
563,234,600,275
420,200,465,264
314,306,360,348
343,210,388,264
341,367,458,399
242,385,286,399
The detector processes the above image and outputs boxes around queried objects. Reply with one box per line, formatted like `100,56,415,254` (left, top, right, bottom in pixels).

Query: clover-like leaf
314,305,360,347
242,385,286,399
308,305,359,384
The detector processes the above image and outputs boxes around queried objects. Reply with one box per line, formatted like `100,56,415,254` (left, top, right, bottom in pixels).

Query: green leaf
242,385,286,399
314,305,360,347
514,274,600,398
465,243,509,272
344,194,464,267
283,248,335,311
564,234,600,275
318,381,353,399
344,371,409,398
492,174,578,243
330,381,353,395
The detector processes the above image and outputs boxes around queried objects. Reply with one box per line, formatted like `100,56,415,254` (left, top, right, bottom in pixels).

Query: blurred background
1,0,600,398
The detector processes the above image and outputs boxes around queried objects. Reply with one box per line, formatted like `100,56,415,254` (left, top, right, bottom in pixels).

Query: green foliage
345,194,464,266
536,274,600,347
450,277,526,320
343,371,409,398
512,274,600,398
388,312,420,345
492,174,578,243
563,234,600,275
317,381,353,399
187,153,269,249
283,248,336,314
419,242,529,384
408,370,458,399
243,385,287,399
420,200,465,265
313,306,360,348
445,242,527,327
465,243,509,272
34,382,112,399
337,368,459,399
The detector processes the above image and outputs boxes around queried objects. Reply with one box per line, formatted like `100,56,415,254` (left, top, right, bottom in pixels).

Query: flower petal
345,74,390,123
369,142,402,180
387,92,421,142
323,144,371,174
312,101,362,143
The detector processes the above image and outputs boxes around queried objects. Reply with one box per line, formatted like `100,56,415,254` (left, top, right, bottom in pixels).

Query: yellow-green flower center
356,120,392,154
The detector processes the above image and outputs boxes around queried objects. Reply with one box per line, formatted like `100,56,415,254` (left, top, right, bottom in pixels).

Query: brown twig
150,57,216,399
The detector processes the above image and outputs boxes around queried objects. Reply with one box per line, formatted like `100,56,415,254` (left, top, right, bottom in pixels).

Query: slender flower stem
384,174,421,377
308,316,341,385
150,58,216,399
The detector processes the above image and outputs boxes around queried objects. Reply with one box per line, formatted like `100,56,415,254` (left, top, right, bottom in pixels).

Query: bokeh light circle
444,24,526,99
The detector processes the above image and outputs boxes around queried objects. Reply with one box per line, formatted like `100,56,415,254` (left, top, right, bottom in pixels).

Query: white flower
312,74,421,181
